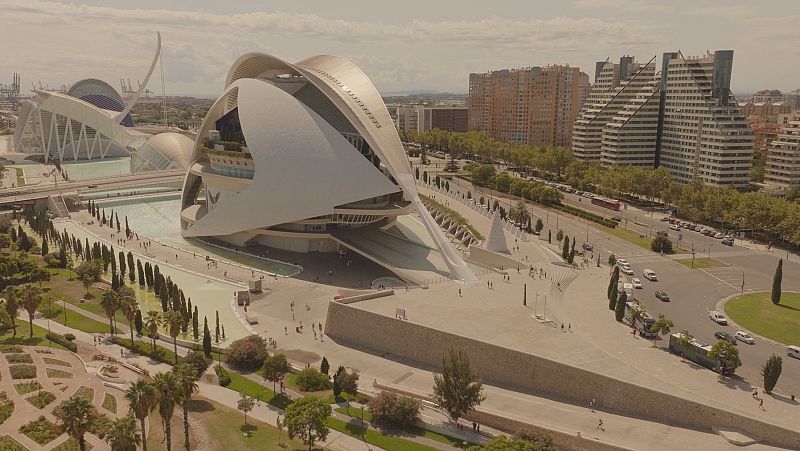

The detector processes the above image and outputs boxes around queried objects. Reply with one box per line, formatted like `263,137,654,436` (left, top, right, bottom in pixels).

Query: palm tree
56,394,97,451
144,310,161,352
161,310,184,365
153,371,182,451
20,284,41,338
100,289,120,336
120,296,139,346
126,379,156,451
3,286,19,337
173,363,198,451
105,413,141,451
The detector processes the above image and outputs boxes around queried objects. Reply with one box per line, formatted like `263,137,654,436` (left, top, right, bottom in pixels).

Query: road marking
699,268,740,290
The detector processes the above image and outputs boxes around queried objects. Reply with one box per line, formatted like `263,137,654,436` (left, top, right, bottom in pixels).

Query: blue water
93,194,301,276
61,157,131,180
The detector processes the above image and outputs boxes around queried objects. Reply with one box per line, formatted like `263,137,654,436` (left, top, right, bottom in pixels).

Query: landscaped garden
0,392,14,425
19,415,63,445
14,381,42,395
725,292,800,345
26,390,56,409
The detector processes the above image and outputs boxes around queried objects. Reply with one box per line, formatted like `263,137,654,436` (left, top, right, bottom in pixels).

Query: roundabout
723,291,800,347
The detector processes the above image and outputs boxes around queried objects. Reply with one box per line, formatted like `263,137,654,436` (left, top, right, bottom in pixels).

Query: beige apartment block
468,65,589,147
764,114,800,191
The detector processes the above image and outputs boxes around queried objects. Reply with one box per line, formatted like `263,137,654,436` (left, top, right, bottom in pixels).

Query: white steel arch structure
182,52,477,282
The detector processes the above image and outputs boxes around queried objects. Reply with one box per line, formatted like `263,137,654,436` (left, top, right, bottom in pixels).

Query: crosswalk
620,253,669,264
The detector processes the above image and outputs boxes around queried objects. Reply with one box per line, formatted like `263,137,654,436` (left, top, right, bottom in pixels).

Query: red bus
591,197,621,211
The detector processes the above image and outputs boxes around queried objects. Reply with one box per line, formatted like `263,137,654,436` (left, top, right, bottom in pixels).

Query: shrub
0,345,24,354
46,332,77,352
651,232,674,254
367,392,420,429
295,368,331,392
225,335,268,372
10,365,37,379
63,333,76,341
6,353,33,364
180,350,211,376
215,364,231,387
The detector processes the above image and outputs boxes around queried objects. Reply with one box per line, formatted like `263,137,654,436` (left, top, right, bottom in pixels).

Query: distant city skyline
3,0,799,97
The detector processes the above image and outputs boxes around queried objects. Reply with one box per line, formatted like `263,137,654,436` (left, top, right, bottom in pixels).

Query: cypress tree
614,291,628,322
192,307,199,340
215,311,220,343
159,284,168,311
202,317,212,358
115,213,120,232
111,272,119,290
609,272,619,311
101,209,106,225
10,227,16,243
127,252,135,282
320,357,330,375
548,230,551,244
118,251,126,281
221,325,225,339
41,237,48,256
562,234,570,260
762,354,783,393
571,237,576,255
137,260,145,286
134,310,143,334
772,258,783,305
59,246,67,269
125,216,130,238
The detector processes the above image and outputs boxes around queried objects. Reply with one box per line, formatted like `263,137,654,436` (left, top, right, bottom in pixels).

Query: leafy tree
614,291,627,322
153,371,182,451
225,335,268,371
762,354,783,393
432,348,485,421
59,245,68,268
336,369,359,414
202,316,212,358
651,233,674,254
263,353,291,393
3,286,19,337
174,363,199,450
125,379,155,451
772,258,783,305
237,393,256,426
556,230,563,242
21,284,42,338
284,396,332,451
708,340,742,376
649,314,674,339
320,356,330,376
296,368,331,392
56,394,98,451
104,413,141,451
535,218,543,233
367,392,420,429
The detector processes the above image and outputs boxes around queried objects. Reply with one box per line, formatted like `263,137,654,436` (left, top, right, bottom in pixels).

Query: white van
643,269,658,281
788,345,800,359
623,283,634,298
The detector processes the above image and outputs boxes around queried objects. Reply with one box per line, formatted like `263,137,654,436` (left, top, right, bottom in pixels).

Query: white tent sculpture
484,212,510,254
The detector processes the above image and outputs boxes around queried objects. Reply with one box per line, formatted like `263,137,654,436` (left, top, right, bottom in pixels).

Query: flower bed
9,364,36,380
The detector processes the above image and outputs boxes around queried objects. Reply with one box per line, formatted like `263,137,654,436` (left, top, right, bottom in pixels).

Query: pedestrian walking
597,419,604,431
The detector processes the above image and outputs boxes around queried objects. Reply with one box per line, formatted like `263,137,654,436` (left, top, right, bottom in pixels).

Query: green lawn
599,225,687,255
194,400,303,450
14,167,24,187
325,416,438,451
47,306,110,334
0,323,70,351
725,292,800,345
334,407,466,448
674,257,727,269
225,371,291,409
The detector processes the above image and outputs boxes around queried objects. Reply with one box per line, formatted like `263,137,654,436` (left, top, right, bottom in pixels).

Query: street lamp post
63,299,67,326
741,270,745,293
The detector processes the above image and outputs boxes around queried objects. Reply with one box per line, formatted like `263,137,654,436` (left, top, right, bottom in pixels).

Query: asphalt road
431,165,800,395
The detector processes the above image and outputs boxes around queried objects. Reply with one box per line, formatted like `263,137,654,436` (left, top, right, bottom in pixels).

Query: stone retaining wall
325,301,800,450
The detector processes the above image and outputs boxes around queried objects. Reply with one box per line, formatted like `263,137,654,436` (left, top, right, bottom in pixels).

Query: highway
426,161,800,396
0,169,186,204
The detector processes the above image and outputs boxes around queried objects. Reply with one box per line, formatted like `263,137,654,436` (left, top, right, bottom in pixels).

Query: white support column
89,129,99,159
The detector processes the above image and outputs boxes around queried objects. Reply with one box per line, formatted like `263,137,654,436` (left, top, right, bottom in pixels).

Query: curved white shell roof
141,132,194,169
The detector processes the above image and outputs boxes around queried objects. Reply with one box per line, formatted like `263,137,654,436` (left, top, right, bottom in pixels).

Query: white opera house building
180,53,476,283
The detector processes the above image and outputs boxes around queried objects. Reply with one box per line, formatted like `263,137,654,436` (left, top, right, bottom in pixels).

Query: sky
2,0,799,97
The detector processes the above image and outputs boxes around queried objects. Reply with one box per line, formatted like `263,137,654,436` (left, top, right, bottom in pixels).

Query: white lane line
700,268,740,291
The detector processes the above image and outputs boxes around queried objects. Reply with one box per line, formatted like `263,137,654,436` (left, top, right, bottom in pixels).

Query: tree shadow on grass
776,303,800,313
188,399,215,413
240,424,258,436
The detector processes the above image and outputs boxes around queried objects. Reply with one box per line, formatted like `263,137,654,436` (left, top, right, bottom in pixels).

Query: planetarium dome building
180,52,476,283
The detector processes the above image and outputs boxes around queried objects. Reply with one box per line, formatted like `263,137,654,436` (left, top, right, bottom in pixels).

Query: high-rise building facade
764,114,800,191
468,65,589,147
572,56,656,161
659,51,754,187
390,105,468,135
574,50,755,188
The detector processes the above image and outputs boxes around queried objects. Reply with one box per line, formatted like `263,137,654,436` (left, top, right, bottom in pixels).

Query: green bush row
552,203,618,228
46,332,77,352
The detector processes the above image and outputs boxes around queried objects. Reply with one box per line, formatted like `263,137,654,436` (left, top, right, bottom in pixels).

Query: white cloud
573,0,668,12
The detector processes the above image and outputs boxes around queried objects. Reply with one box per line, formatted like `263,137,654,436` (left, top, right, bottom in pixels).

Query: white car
709,311,728,325
620,266,634,276
714,232,724,239
632,278,643,289
616,259,628,266
735,331,755,344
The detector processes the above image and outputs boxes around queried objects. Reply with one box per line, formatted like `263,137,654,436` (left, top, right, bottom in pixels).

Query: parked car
702,229,714,236
735,331,755,344
621,266,634,276
655,290,670,301
670,224,681,231
582,242,594,251
788,345,800,359
709,311,728,325
714,232,725,239
616,259,628,266
660,217,671,222
722,238,734,246
714,331,737,345
693,225,703,232
632,277,643,289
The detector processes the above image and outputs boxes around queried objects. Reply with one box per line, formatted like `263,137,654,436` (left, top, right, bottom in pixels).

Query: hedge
552,203,618,228
215,364,231,386
46,332,77,352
